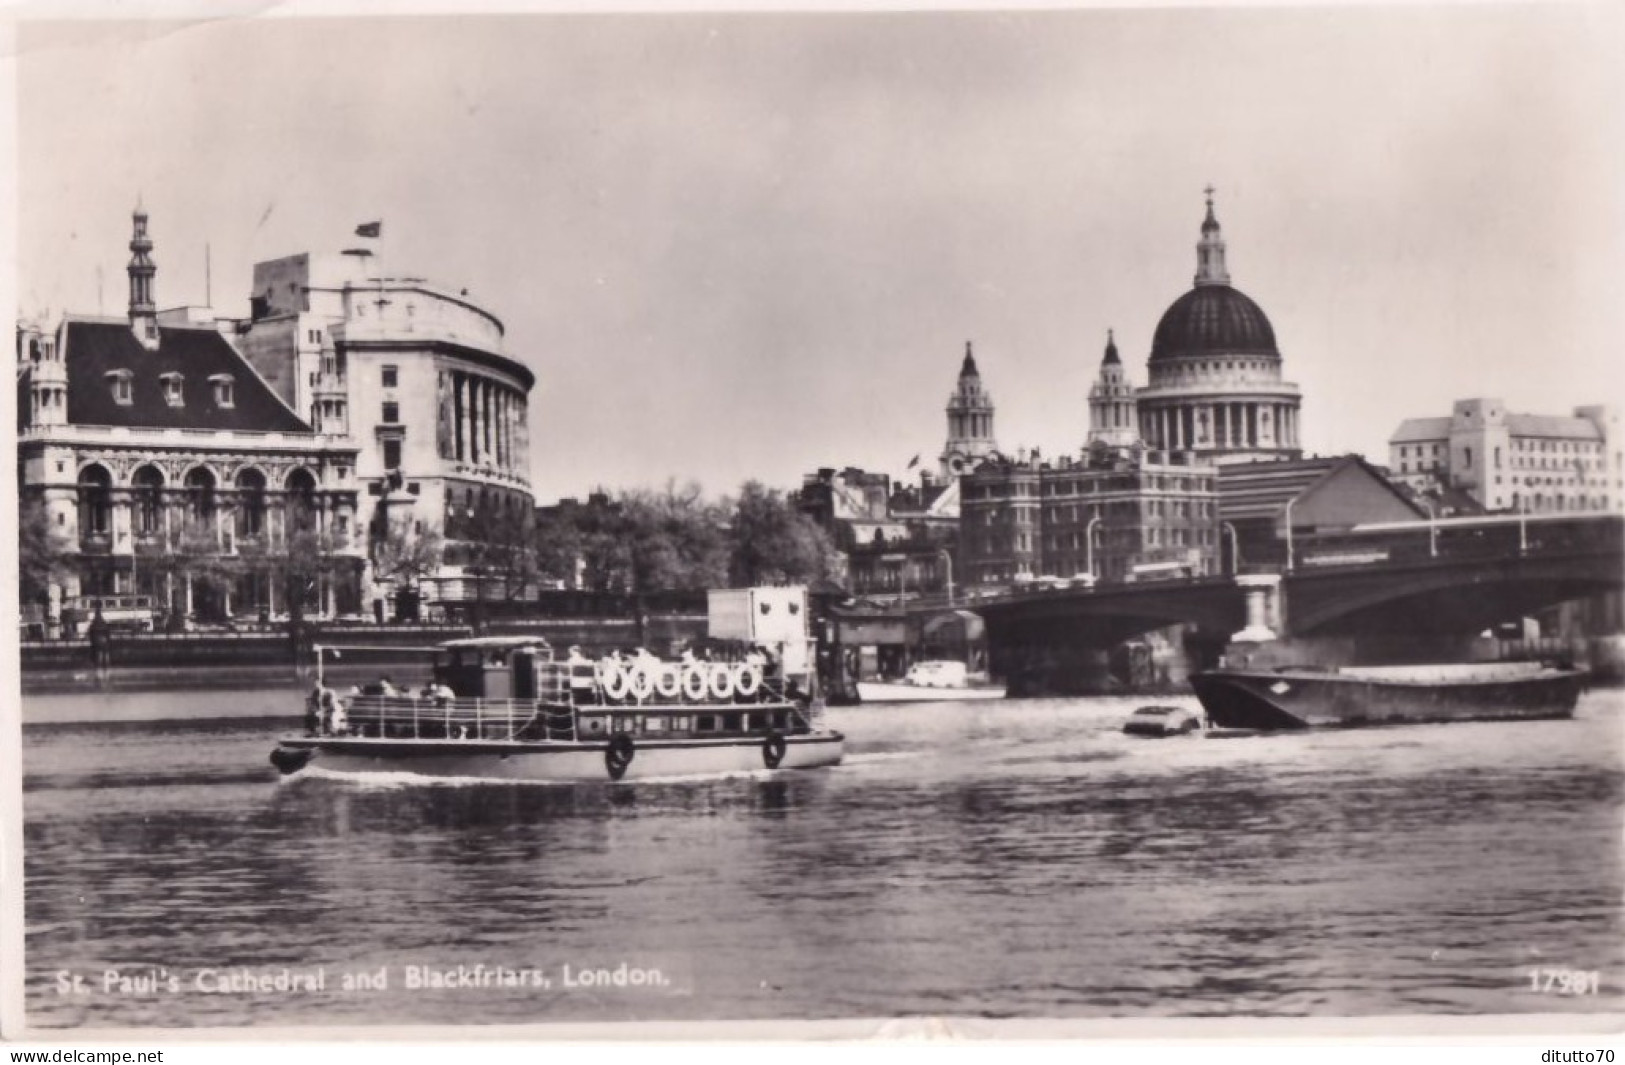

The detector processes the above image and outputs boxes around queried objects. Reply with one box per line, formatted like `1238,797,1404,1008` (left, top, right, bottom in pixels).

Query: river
19,686,1624,1029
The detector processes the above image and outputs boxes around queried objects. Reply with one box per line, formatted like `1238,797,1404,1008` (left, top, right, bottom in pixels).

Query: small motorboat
1122,704,1202,737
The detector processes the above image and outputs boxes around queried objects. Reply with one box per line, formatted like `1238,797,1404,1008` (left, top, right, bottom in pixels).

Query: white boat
855,660,1007,703
271,587,844,783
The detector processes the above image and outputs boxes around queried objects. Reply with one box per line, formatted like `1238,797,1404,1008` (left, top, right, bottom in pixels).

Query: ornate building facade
17,208,364,627
1134,192,1302,464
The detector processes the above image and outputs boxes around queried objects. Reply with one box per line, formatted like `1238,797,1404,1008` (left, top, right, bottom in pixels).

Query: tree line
19,478,839,619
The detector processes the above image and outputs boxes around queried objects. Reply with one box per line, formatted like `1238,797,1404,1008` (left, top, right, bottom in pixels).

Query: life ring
709,663,735,701
682,665,709,702
605,733,635,781
627,666,655,702
599,662,630,702
734,662,763,700
762,731,787,770
655,665,683,700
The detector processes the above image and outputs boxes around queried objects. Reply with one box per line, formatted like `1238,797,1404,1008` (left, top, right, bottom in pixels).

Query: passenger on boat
305,685,323,735
328,701,349,736
427,682,455,705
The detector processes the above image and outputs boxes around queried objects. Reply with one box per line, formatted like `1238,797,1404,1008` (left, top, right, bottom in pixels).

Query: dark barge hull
1189,667,1587,730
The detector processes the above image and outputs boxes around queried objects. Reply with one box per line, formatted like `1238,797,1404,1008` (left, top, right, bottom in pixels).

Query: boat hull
855,682,1007,703
1189,666,1586,731
272,731,845,782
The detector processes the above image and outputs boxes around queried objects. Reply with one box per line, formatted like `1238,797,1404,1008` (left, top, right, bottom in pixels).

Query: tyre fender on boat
709,663,736,700
605,733,636,781
762,731,787,770
734,662,763,700
655,665,683,700
681,665,710,702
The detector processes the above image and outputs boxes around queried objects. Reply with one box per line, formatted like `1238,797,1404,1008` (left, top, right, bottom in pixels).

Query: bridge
969,511,1623,691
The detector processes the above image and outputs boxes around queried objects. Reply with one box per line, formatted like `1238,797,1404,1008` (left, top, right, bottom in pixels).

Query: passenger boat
1189,660,1587,731
855,660,1007,704
270,635,845,782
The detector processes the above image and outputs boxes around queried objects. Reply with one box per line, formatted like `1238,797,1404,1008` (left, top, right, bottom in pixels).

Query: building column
1221,404,1231,448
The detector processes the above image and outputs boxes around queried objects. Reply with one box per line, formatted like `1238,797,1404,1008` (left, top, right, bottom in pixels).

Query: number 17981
1529,968,1600,995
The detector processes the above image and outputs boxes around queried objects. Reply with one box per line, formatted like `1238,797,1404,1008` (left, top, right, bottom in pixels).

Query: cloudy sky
16,4,1625,502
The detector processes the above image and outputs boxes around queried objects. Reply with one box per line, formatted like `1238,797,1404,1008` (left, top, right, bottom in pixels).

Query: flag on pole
355,221,382,238
906,454,920,470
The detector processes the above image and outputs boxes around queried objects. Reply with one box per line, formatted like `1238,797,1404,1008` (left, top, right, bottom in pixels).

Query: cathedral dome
1149,284,1278,364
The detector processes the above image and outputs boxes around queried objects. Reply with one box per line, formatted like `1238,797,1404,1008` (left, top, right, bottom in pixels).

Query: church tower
1087,329,1139,449
128,203,159,349
939,340,997,479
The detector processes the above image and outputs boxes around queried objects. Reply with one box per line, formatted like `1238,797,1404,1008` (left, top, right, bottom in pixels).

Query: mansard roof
59,317,310,433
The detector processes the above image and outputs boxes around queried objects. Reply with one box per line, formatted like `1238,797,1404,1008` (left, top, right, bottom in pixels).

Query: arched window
235,468,267,539
184,468,217,529
77,465,113,539
132,465,165,537
286,469,318,533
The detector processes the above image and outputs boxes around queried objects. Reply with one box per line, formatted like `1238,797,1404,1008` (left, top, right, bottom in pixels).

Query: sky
14,3,1625,503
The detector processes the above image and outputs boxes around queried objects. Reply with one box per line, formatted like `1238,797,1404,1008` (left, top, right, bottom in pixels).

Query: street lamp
939,548,955,607
1418,498,1438,558
1221,520,1240,576
1085,516,1103,580
1283,497,1297,572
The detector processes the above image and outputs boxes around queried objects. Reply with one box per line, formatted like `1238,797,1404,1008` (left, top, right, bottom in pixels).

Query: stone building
959,448,1220,586
1133,191,1303,464
16,208,364,627
233,245,535,609
797,466,956,598
1388,399,1620,514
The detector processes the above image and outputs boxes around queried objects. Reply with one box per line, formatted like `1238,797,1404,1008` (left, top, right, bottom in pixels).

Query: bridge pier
1232,574,1281,643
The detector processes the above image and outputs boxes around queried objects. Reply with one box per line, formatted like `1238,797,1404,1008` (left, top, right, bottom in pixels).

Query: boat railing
335,694,573,742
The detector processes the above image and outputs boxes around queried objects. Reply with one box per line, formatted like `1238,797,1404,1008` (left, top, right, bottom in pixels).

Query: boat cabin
432,636,558,702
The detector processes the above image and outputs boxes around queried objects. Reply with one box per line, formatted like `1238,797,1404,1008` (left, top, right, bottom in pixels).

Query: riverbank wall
21,614,707,695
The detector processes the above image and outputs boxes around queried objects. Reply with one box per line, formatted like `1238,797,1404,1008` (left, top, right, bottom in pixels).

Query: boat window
772,711,788,730
695,714,717,733
583,717,606,735
723,712,742,732
642,716,666,734
672,716,691,732
611,716,633,733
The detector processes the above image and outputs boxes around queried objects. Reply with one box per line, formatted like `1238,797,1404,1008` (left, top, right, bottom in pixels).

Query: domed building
1133,191,1302,464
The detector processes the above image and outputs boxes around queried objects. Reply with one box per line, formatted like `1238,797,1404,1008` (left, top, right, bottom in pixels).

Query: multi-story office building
959,449,1220,586
235,250,536,570
1388,398,1620,513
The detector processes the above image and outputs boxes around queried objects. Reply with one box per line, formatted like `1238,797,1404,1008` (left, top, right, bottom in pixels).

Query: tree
727,480,839,587
372,522,443,618
135,518,238,621
237,523,354,622
18,498,73,608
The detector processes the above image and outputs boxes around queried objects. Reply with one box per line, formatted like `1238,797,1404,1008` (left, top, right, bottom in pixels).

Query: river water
20,687,1625,1029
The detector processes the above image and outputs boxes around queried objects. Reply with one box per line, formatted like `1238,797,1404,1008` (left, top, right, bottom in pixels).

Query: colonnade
449,371,526,471
1140,401,1299,452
